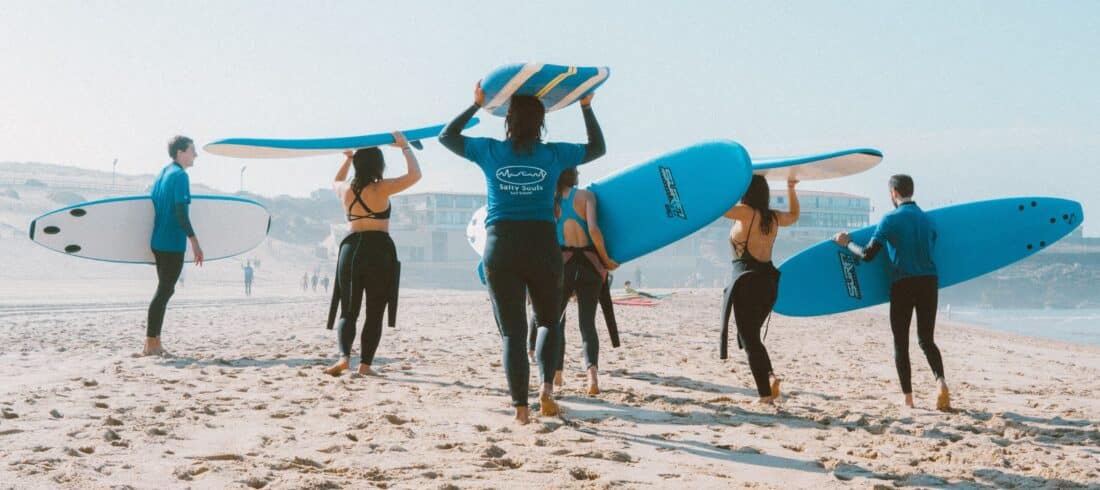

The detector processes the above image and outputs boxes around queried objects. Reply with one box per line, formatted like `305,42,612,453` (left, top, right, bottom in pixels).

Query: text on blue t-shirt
463,137,586,226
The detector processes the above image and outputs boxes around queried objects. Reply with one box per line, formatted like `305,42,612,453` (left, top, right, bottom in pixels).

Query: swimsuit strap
556,187,590,245
733,209,756,259
347,185,392,221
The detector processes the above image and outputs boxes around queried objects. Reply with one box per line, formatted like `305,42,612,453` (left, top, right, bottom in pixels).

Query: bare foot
553,370,564,387
357,364,377,376
902,393,915,408
527,350,536,363
769,375,781,402
515,406,530,425
586,367,600,395
757,396,775,405
323,359,350,377
141,337,159,356
936,386,952,412
539,392,560,416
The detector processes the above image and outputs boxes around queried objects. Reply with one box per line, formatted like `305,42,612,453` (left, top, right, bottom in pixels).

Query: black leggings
484,221,563,407
727,264,779,397
556,254,603,371
147,250,184,338
889,275,945,394
334,231,397,366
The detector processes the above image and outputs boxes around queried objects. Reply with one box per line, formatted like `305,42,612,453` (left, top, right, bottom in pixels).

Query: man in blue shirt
833,175,950,411
145,135,203,356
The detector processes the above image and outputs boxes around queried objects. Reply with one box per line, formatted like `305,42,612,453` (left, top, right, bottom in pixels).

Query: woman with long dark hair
720,175,799,404
323,132,421,377
440,84,605,424
552,167,618,395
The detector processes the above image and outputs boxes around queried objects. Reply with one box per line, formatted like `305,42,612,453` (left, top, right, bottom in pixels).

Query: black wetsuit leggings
731,270,779,398
335,231,397,367
147,250,184,338
484,221,563,407
889,275,945,394
556,255,602,371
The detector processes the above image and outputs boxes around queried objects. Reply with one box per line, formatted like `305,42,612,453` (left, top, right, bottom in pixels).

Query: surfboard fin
476,261,487,286
409,140,424,151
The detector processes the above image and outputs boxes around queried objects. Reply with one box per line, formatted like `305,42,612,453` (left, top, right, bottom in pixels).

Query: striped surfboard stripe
480,63,610,117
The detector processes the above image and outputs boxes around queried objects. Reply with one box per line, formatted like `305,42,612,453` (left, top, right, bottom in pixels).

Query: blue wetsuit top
850,201,937,282
150,162,194,253
556,188,591,246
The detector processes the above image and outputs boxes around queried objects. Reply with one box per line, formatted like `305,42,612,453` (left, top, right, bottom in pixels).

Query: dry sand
0,286,1098,489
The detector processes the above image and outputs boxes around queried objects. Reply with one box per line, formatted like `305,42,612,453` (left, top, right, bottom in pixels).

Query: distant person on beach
721,176,799,404
321,275,330,294
551,167,618,395
144,135,204,357
301,272,308,292
441,83,605,424
323,132,419,377
242,261,254,296
623,280,658,299
833,174,950,411
311,272,319,292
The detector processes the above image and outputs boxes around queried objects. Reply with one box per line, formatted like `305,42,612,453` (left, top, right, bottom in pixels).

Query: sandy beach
0,286,1096,489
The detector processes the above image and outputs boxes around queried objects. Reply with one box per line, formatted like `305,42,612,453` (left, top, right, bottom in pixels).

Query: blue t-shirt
150,162,191,253
463,137,586,226
871,202,937,281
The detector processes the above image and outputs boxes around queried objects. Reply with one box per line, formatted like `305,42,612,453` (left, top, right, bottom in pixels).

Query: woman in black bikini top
323,132,421,377
720,175,799,404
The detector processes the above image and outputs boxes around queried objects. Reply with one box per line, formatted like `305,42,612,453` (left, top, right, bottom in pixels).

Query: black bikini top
347,189,391,221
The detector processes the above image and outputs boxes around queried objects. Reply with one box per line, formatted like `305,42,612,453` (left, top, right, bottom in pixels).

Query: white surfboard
752,148,883,181
465,205,489,256
29,195,270,264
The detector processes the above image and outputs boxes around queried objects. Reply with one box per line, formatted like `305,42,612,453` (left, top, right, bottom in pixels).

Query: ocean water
945,307,1100,346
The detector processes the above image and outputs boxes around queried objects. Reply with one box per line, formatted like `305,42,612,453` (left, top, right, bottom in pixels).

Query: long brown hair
351,147,384,193
741,175,777,235
505,95,545,155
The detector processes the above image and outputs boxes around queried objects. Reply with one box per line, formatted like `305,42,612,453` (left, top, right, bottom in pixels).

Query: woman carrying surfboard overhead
145,135,204,357
440,83,605,424
720,175,800,404
552,167,618,395
322,132,419,377
832,174,951,411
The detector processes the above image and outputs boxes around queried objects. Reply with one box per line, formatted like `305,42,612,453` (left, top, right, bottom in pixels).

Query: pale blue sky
2,1,1097,233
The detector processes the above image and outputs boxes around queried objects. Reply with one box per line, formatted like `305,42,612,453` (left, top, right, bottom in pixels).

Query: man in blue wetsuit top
833,174,951,411
144,135,204,356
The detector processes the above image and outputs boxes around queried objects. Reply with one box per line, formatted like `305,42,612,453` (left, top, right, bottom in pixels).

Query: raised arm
440,83,485,157
333,150,353,194
584,191,618,270
579,94,605,164
377,131,422,196
777,179,800,226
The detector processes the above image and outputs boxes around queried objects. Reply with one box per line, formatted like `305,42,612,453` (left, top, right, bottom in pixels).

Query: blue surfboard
203,119,479,159
466,141,752,266
753,148,883,181
773,197,1084,317
480,63,610,117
